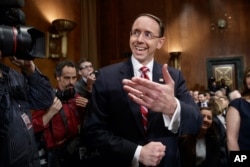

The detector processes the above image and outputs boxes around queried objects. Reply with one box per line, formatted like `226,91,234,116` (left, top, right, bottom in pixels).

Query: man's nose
136,33,145,41
69,78,76,83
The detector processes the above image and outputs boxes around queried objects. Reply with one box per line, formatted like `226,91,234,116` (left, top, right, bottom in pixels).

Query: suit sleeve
25,68,54,110
169,68,202,135
84,69,137,166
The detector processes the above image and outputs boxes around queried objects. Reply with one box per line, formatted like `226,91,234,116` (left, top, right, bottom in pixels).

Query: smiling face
129,16,165,65
246,71,250,89
200,109,213,131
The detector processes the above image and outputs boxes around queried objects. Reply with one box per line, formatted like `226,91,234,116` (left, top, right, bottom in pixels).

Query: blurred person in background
228,89,241,101
0,51,54,167
214,89,224,98
218,78,231,97
75,59,100,165
75,57,96,99
197,91,208,108
218,95,229,120
208,76,219,95
227,66,250,151
182,103,228,167
193,90,199,104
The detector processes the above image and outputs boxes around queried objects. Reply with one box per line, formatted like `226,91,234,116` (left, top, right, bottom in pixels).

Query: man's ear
157,37,165,49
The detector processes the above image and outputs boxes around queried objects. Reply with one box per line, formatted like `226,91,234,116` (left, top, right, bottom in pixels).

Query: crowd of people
189,74,250,167
1,13,250,167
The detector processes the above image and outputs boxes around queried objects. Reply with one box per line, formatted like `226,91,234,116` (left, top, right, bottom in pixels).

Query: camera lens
0,25,45,59
0,25,16,56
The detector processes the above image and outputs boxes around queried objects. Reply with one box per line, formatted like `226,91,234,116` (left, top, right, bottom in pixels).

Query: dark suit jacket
196,132,222,167
84,59,202,167
197,102,208,108
75,78,91,99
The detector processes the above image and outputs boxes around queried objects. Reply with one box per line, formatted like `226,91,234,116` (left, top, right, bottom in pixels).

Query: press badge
21,113,33,130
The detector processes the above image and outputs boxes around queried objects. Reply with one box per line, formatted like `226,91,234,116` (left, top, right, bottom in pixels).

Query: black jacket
0,63,54,167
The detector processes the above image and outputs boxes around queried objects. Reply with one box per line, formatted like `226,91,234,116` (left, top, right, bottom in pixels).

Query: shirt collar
131,55,153,79
82,77,87,83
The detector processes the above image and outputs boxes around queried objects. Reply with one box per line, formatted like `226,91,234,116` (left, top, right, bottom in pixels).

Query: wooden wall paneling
97,0,167,67
97,0,118,67
224,0,241,55
23,0,81,86
95,0,250,89
2,0,250,89
239,0,250,69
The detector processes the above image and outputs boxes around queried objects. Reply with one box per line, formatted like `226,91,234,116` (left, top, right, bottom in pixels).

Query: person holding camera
0,51,54,167
32,60,88,167
75,57,96,99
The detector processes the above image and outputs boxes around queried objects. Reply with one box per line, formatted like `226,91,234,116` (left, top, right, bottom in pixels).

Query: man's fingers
162,64,174,86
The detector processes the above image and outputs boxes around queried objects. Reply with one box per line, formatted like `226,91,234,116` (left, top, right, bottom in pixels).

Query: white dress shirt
131,56,181,167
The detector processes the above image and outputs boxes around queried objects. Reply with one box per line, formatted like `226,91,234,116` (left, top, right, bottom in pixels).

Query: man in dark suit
197,91,208,108
84,13,202,167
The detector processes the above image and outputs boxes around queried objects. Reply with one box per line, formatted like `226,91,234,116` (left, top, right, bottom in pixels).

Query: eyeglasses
130,30,161,40
79,65,93,70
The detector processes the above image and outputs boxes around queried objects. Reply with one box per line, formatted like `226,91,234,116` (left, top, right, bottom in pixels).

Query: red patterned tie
140,66,149,131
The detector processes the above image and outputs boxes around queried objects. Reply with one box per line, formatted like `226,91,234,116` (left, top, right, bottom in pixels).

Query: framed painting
206,56,244,90
213,64,235,89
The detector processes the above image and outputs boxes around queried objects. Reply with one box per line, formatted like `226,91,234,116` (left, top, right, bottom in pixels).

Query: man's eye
145,32,152,38
134,31,140,36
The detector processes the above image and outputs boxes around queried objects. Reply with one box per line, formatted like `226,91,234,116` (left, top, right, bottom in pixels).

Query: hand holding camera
9,56,35,75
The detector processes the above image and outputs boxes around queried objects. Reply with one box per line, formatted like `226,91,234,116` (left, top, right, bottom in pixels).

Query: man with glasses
75,58,100,166
84,13,202,167
75,57,96,98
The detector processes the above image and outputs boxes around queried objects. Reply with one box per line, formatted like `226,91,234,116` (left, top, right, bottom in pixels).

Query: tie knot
140,66,149,80
140,66,149,73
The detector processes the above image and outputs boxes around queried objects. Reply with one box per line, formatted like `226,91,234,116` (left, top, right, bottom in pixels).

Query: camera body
0,0,46,60
91,70,98,76
54,88,76,103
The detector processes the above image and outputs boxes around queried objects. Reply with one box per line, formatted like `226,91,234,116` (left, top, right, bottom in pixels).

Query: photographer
32,60,88,167
0,51,54,167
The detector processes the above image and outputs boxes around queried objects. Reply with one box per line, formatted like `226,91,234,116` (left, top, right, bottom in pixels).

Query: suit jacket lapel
152,62,164,84
120,60,166,135
80,78,87,87
148,62,164,130
120,60,146,135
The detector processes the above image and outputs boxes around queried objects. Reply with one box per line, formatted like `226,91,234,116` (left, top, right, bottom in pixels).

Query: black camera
0,0,46,60
54,88,76,103
91,70,98,76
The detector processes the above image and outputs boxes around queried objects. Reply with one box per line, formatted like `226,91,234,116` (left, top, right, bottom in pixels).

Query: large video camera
0,0,45,60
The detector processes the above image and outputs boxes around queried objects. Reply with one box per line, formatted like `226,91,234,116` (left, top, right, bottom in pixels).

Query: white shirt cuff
131,146,142,167
162,98,181,133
